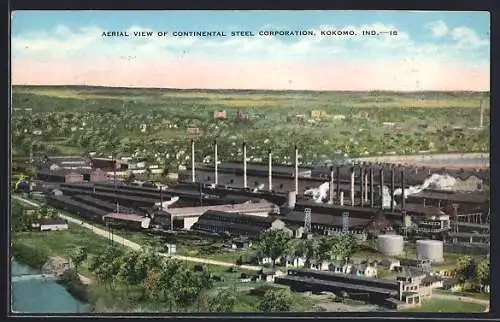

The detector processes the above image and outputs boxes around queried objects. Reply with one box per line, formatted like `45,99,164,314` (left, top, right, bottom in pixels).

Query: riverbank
11,260,90,313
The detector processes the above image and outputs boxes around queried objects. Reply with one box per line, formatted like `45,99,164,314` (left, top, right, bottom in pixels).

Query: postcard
10,10,490,315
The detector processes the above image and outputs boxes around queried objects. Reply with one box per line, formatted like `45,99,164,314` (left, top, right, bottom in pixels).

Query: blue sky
11,11,490,91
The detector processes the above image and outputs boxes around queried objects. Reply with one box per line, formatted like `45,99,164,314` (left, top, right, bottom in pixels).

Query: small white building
40,218,68,231
329,260,354,274
284,255,306,268
309,260,330,271
354,263,378,278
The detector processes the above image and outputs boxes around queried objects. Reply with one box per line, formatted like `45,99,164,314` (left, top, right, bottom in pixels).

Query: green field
404,299,486,313
12,86,489,169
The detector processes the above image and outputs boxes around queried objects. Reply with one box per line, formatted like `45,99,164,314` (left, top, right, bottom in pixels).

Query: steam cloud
303,173,458,207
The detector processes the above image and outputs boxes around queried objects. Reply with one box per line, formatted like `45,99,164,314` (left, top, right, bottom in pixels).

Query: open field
12,86,489,168
403,299,486,313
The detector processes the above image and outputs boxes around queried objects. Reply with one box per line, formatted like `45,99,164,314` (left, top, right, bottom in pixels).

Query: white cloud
425,20,449,38
451,26,489,48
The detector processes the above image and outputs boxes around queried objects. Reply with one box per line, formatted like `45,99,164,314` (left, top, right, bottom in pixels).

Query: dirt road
13,195,262,271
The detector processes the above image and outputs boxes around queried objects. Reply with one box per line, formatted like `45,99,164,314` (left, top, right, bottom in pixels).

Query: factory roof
165,200,277,218
278,210,371,229
402,204,445,217
199,161,312,174
200,210,279,224
103,213,147,223
407,190,489,204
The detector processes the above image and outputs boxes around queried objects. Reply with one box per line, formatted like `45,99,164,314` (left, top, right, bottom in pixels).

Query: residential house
329,260,354,274
379,258,401,271
40,218,69,231
354,262,378,278
259,268,285,282
309,259,330,271
284,255,306,268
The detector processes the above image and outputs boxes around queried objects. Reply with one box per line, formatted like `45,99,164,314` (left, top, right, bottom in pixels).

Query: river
11,260,90,313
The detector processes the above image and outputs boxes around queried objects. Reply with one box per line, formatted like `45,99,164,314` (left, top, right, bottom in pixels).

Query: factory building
36,169,84,183
277,209,373,240
91,157,128,171
192,210,291,237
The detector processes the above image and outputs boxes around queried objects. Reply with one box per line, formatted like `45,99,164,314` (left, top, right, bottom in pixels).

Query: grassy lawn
404,299,486,313
12,223,124,276
434,289,490,301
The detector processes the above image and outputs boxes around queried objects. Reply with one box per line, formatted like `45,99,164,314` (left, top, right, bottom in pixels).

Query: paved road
12,195,263,271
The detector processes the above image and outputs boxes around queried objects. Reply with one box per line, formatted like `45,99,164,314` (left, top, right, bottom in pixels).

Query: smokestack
294,145,299,195
214,140,218,185
243,142,247,188
480,100,484,128
401,170,406,211
390,167,395,212
350,167,355,206
336,166,341,200
359,167,364,207
340,191,344,206
191,139,195,183
268,149,272,191
329,166,334,203
364,171,368,202
379,168,384,209
370,167,374,208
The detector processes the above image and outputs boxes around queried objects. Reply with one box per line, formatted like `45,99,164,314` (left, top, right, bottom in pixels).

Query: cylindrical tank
287,191,297,209
416,240,444,263
377,234,404,257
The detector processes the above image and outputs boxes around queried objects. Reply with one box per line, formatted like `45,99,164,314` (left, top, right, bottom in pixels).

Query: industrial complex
16,141,490,310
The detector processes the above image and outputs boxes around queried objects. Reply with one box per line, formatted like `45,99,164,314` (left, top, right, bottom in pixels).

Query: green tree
206,288,236,312
70,246,88,274
455,255,477,284
258,229,292,267
476,259,490,288
258,287,293,312
331,234,357,262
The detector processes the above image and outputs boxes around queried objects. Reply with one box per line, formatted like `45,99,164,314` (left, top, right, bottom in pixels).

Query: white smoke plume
304,182,330,203
155,196,180,210
394,173,457,198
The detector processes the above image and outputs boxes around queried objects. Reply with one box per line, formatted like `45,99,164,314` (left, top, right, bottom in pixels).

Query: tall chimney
480,100,484,128
340,191,344,206
329,166,334,203
243,142,247,188
364,171,368,202
359,167,364,207
369,167,374,208
401,170,406,211
214,140,218,185
191,139,195,183
379,168,384,209
294,145,299,195
350,167,355,206
336,166,341,200
390,167,395,212
268,149,272,191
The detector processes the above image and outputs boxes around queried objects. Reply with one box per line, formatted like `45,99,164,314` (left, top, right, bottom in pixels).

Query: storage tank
287,191,297,209
377,234,404,257
416,240,444,263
